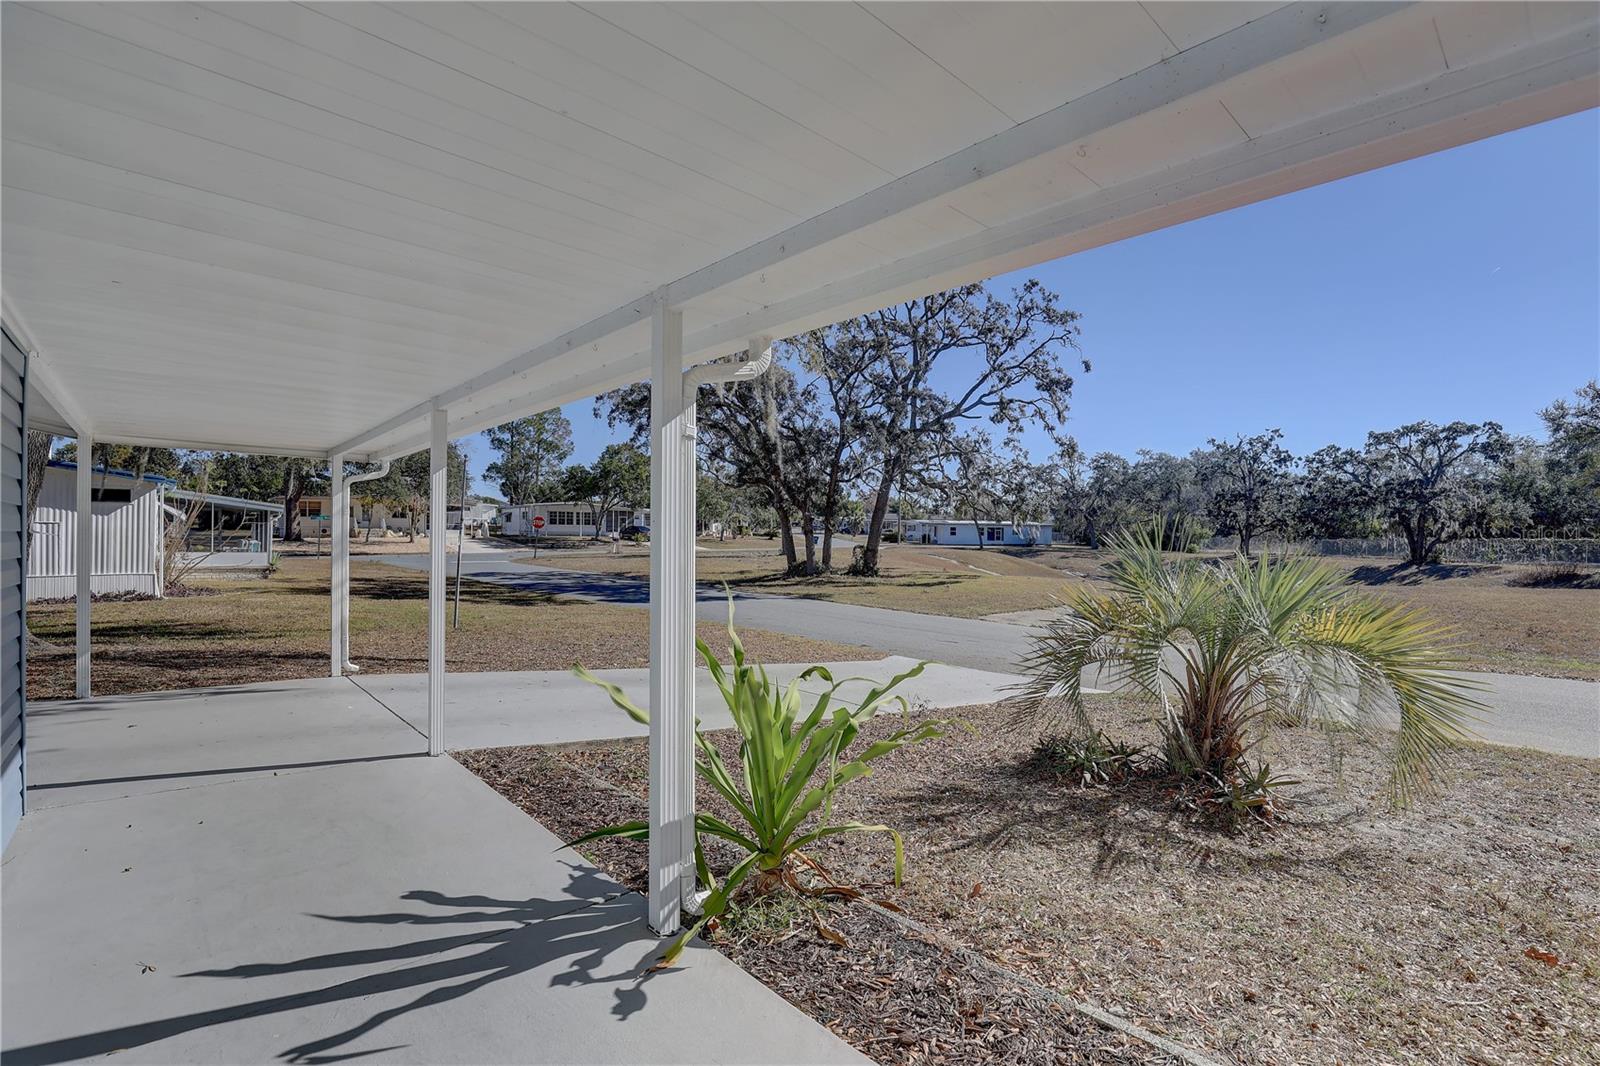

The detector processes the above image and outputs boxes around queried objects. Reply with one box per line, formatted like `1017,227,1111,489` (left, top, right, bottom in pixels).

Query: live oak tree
379,445,469,542
599,360,830,573
24,431,52,551
485,411,573,505
790,328,874,570
1537,380,1600,533
598,281,1085,575
1297,446,1372,539
1197,429,1298,556
943,434,1047,548
848,281,1087,574
1053,445,1138,549
561,443,648,541
1308,421,1512,565
196,452,321,542
52,441,185,484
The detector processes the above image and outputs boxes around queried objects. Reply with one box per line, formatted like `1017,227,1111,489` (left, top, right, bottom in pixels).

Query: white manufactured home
500,502,648,538
903,518,1054,547
26,462,282,601
27,462,172,600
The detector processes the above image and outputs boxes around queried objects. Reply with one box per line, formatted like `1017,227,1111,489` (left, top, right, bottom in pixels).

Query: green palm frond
1014,520,1485,805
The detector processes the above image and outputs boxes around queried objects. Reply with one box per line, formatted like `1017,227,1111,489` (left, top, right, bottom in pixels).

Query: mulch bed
462,697,1600,1066
462,743,1180,1066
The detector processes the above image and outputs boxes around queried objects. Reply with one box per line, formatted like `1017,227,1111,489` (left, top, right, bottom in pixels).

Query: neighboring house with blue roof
26,461,282,601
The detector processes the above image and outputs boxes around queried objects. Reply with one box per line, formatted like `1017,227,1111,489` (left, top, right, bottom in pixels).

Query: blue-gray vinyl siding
2,327,27,848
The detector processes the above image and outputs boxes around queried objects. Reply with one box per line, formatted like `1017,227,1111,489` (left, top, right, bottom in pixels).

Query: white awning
5,2,1596,458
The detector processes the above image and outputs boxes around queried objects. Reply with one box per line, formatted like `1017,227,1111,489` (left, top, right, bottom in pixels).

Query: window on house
986,526,1003,542
948,526,958,537
91,487,132,503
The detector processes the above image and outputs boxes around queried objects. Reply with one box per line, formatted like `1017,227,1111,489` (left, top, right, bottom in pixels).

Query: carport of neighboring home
2,2,1597,1060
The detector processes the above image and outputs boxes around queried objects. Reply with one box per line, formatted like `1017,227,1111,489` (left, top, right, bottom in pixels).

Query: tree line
477,280,1594,573
42,441,469,543
1048,385,1597,564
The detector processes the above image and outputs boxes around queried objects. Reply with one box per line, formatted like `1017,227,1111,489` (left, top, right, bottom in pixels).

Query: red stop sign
531,515,546,530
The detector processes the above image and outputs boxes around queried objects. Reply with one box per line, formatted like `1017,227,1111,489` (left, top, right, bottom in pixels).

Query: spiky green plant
1014,524,1485,804
570,606,951,964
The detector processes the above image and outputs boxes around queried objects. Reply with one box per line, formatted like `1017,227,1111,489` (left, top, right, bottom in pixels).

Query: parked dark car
619,524,650,540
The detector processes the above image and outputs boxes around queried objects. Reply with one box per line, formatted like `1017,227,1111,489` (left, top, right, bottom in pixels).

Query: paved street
388,551,1599,759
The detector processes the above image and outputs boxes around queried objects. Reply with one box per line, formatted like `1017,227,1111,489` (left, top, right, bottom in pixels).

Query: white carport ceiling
3,2,1596,460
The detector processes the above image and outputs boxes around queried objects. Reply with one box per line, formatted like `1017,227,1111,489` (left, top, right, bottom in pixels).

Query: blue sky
460,109,1600,492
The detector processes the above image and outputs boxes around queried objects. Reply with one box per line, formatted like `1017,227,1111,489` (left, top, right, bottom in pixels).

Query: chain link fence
1197,535,1600,564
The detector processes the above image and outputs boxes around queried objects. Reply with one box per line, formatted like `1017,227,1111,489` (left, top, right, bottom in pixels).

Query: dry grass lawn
24,556,882,700
534,543,1598,679
467,696,1600,1066
1010,548,1600,680
527,542,1072,618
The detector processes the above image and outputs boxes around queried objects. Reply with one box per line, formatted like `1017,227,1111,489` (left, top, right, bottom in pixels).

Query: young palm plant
1014,524,1485,805
570,606,951,965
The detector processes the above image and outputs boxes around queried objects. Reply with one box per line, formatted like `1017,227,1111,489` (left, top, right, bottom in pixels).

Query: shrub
1013,523,1484,806
1029,732,1147,787
1180,760,1300,830
572,603,953,965
1507,562,1599,589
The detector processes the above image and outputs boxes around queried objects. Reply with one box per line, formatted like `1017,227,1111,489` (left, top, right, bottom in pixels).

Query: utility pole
453,472,465,628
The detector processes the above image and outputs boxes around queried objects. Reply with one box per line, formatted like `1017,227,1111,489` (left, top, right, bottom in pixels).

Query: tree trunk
861,468,895,576
1084,514,1099,550
819,444,846,571
776,504,797,569
281,466,305,541
796,512,819,576
24,431,51,552
1238,525,1253,558
1399,516,1428,565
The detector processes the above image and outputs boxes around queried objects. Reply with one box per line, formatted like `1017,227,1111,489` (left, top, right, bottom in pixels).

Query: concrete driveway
3,677,864,1065
384,553,1599,759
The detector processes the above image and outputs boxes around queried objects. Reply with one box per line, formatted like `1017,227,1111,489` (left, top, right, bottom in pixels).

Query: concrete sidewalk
352,657,1027,751
3,677,866,1065
385,554,1600,759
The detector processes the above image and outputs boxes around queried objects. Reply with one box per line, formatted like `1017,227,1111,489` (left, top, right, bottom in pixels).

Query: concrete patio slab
3,684,865,1064
351,657,1028,751
22,676,422,809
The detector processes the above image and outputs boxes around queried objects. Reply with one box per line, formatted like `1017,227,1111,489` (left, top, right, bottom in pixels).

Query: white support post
427,409,447,756
329,453,346,678
676,369,700,908
74,436,92,698
647,297,694,936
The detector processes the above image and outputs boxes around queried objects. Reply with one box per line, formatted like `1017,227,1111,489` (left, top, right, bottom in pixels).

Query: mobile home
499,502,648,538
901,518,1053,547
27,462,282,600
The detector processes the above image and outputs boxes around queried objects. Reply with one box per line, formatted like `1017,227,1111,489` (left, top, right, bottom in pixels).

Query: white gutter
681,337,774,399
346,459,392,488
